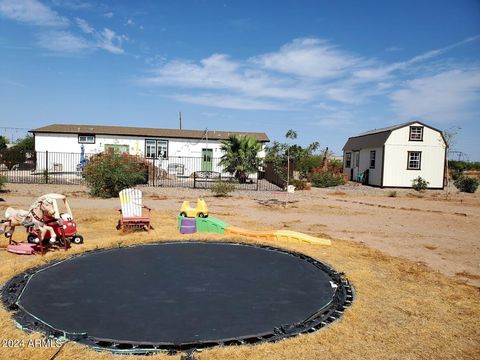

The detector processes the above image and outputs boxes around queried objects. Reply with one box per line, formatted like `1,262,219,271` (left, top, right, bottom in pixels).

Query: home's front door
201,149,213,171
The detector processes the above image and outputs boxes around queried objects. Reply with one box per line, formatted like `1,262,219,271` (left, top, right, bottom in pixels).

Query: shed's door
352,151,360,180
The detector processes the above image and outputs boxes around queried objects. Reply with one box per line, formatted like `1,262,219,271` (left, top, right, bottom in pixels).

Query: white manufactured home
342,121,447,189
30,124,269,177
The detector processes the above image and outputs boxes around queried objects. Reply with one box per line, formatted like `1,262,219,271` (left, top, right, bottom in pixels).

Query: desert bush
210,181,235,197
412,176,429,191
449,160,480,171
289,179,310,190
454,176,479,193
311,170,345,188
451,169,464,181
83,152,147,198
388,190,397,197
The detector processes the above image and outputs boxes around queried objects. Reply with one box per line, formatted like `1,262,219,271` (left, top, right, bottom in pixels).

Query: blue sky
1,0,479,159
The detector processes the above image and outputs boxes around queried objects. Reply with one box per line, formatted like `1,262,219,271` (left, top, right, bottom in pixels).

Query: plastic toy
179,198,208,218
177,199,330,245
26,193,83,246
179,217,196,234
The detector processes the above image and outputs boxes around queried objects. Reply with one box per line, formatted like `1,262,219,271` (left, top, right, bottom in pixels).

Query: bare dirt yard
0,182,479,360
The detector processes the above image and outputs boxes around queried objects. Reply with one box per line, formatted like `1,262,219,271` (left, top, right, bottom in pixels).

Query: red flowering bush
311,160,345,188
83,152,148,198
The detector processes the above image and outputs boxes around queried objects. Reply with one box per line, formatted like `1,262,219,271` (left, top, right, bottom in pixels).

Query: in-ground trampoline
3,242,353,354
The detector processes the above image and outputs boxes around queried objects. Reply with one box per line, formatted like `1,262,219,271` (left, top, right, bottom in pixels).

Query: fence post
45,151,49,184
256,171,259,191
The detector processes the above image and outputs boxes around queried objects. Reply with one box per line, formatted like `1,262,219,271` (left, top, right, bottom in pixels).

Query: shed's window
345,152,352,168
370,150,376,169
409,126,423,141
407,151,422,170
78,134,95,144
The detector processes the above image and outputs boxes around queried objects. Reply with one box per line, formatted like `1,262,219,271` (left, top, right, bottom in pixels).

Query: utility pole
179,112,182,130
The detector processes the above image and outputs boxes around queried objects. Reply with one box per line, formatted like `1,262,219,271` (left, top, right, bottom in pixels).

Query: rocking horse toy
0,193,83,255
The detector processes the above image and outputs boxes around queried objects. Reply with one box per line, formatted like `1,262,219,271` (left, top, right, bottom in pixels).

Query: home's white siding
34,133,266,177
383,123,446,188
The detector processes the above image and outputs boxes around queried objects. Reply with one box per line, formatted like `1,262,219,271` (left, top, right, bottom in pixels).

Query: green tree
15,135,34,151
0,136,8,151
219,135,262,183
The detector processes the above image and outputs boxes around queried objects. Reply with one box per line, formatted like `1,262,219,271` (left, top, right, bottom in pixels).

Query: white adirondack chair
117,188,151,232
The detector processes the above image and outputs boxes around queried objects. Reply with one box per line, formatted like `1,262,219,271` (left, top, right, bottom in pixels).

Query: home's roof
30,124,270,142
343,121,444,151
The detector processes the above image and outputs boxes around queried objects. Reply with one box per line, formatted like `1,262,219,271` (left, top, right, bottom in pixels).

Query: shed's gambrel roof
30,124,270,142
343,121,445,151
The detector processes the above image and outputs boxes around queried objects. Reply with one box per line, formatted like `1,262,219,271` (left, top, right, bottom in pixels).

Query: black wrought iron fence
0,151,284,191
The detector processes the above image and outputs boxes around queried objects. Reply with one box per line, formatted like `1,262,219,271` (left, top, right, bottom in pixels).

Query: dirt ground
2,182,479,287
0,182,479,360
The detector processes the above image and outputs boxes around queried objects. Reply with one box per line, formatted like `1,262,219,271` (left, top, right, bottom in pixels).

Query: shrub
289,179,310,190
451,169,464,181
210,181,235,197
296,155,323,179
311,170,345,188
454,176,479,193
0,174,6,190
83,152,147,198
388,190,397,197
412,176,429,191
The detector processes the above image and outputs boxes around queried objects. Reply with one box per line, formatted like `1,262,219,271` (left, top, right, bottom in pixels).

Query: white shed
342,121,447,189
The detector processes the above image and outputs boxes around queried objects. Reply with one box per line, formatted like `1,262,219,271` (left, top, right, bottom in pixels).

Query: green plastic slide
195,217,229,234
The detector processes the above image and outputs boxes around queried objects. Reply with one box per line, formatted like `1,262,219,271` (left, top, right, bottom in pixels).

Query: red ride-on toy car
27,214,83,246
27,193,84,246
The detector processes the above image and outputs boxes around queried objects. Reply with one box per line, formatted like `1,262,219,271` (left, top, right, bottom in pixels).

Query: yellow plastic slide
224,226,331,245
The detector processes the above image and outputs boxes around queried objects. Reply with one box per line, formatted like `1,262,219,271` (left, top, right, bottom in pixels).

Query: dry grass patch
0,208,478,359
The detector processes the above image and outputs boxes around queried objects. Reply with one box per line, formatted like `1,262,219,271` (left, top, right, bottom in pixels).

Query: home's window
156,140,168,159
104,144,129,154
409,126,423,141
78,134,95,144
145,139,168,159
345,152,352,168
370,150,376,169
354,152,360,167
407,151,422,170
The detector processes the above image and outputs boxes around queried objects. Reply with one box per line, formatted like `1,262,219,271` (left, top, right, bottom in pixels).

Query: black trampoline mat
13,242,348,347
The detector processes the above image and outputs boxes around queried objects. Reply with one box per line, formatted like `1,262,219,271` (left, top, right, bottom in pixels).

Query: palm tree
220,135,262,183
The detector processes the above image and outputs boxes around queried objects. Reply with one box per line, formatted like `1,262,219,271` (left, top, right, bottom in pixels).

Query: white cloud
103,12,113,19
143,54,313,100
0,0,68,27
173,94,284,111
139,35,480,115
314,110,354,127
390,69,480,123
51,0,91,10
75,17,93,33
36,30,89,53
37,19,126,55
251,38,362,79
353,35,480,83
97,28,125,54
